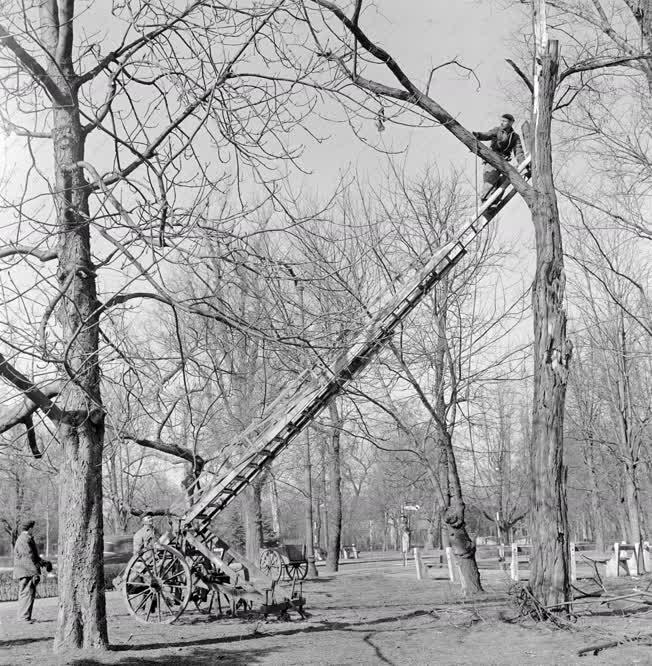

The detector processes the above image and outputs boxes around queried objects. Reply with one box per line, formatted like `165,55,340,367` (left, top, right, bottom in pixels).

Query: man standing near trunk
473,113,528,203
13,519,50,623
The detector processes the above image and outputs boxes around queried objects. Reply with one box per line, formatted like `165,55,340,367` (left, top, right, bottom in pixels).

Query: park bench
341,544,359,559
580,541,650,578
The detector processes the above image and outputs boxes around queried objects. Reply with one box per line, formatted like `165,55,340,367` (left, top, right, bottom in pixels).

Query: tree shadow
108,609,432,655
69,644,278,665
0,636,52,647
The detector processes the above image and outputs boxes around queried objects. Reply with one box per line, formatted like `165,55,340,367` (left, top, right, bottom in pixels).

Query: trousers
16,576,39,621
481,165,506,201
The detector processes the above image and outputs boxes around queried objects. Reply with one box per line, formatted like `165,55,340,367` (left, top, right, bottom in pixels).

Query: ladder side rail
182,169,530,526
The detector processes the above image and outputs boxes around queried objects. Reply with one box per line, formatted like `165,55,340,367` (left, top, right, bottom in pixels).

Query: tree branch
506,58,534,93
123,435,205,475
0,23,69,105
0,379,62,433
559,53,652,81
0,244,58,262
311,0,533,202
0,355,65,423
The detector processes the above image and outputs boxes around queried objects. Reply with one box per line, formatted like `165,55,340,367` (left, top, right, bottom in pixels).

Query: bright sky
0,0,537,371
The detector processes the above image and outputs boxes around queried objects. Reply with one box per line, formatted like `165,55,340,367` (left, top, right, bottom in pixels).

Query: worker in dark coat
473,113,527,202
132,513,158,555
13,519,51,622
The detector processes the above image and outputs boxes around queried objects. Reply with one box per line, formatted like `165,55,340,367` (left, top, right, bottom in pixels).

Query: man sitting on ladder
473,113,528,209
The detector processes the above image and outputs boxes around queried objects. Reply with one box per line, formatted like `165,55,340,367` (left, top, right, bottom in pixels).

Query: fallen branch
578,632,652,657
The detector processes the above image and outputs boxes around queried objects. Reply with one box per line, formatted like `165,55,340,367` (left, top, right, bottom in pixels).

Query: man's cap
501,113,515,122
21,519,36,531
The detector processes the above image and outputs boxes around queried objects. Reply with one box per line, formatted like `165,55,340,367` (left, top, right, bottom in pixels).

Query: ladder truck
121,158,530,624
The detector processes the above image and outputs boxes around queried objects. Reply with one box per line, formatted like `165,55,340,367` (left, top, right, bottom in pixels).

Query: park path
1,555,651,665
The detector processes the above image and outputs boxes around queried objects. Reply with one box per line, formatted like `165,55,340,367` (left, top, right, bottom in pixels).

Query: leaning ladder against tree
179,156,532,592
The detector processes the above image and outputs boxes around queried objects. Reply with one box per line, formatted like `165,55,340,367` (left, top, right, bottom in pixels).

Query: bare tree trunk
268,474,282,541
441,441,483,593
585,437,605,552
304,430,318,577
527,14,572,606
321,441,329,550
326,402,342,572
244,480,263,564
44,11,108,644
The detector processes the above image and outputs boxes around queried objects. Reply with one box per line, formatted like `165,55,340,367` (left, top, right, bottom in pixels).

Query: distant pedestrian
132,513,158,555
13,520,51,623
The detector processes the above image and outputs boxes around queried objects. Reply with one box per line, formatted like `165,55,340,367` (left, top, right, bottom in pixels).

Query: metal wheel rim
259,549,284,581
123,545,191,624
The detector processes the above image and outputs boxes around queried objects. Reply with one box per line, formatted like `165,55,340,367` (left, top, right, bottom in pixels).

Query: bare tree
0,0,325,650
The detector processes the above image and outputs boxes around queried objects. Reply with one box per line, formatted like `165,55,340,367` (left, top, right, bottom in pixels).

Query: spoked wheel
259,549,284,582
287,561,309,580
123,545,191,624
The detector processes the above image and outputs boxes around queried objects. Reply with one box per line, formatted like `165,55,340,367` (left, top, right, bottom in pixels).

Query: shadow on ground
67,645,278,665
52,609,434,665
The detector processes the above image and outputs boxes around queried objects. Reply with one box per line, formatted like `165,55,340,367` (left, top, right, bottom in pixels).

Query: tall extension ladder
181,158,531,576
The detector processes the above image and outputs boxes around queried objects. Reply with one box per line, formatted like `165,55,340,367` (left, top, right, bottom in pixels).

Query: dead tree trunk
527,15,573,607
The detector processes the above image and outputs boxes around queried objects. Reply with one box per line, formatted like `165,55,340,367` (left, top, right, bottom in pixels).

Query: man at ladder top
473,113,529,208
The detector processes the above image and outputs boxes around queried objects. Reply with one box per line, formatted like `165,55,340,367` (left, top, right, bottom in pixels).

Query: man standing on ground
13,519,50,623
473,113,527,203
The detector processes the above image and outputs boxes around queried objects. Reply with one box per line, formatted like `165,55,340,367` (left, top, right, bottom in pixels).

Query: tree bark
268,474,282,541
325,402,342,572
41,1,108,645
244,480,263,564
303,430,319,577
527,24,572,607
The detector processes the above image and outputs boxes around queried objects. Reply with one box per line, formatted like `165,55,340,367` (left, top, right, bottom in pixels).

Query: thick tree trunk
325,402,342,572
35,0,109,649
527,31,572,607
52,118,108,650
440,443,483,593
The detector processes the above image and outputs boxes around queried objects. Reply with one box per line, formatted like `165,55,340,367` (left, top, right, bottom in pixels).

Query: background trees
0,0,649,653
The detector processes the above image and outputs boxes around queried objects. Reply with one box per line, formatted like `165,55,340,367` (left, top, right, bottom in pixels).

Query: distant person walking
13,519,51,623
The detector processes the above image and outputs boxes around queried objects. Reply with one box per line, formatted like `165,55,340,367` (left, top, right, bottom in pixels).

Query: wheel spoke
160,590,175,615
145,594,156,622
133,590,153,615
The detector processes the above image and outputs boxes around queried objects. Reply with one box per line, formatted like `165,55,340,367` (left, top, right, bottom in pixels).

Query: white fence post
570,542,577,582
445,546,456,582
413,547,425,580
510,543,519,582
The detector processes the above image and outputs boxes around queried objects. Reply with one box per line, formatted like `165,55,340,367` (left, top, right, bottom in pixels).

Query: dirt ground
1,554,651,665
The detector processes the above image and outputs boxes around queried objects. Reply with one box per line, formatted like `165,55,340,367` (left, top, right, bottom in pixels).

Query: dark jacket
473,127,525,163
13,530,42,580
